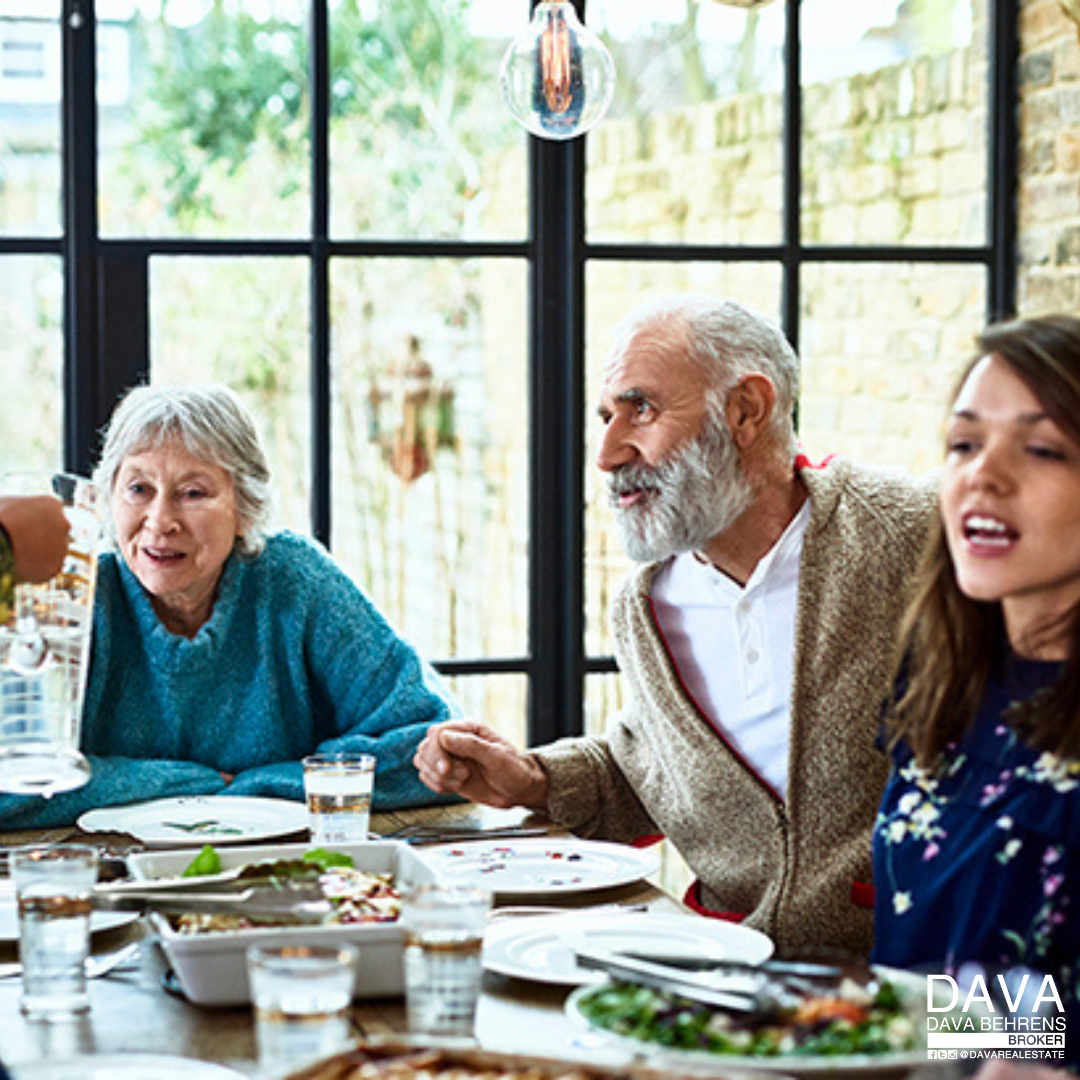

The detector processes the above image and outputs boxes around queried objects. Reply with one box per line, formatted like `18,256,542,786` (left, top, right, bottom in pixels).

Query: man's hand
0,495,69,584
414,720,550,811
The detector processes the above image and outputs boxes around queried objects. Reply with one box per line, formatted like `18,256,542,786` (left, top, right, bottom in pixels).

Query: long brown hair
886,313,1080,766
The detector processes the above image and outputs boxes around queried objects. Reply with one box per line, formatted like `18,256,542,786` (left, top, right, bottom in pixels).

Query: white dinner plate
565,968,946,1079
78,795,308,847
419,838,660,896
10,1054,246,1079
484,910,773,987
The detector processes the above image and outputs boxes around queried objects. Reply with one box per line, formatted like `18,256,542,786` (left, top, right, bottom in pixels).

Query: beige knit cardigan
535,457,937,958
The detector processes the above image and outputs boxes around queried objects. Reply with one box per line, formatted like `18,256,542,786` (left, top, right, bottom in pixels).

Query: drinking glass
302,752,375,845
401,883,491,1043
0,472,101,795
247,943,359,1072
12,844,99,1017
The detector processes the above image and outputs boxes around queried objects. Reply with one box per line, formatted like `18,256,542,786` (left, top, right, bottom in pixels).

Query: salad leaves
575,978,917,1059
179,844,354,879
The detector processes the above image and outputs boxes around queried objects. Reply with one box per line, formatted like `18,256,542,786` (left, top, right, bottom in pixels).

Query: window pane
798,262,987,472
0,255,62,472
584,672,623,739
329,0,526,241
0,8,61,236
330,257,528,662
586,0,785,244
149,256,311,533
100,4,310,238
443,673,527,749
801,0,986,245
584,261,782,659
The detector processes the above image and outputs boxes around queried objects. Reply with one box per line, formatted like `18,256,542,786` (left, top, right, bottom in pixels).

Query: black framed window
0,0,1016,745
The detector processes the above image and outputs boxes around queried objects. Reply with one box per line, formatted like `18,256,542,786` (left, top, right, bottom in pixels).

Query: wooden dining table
0,802,687,1077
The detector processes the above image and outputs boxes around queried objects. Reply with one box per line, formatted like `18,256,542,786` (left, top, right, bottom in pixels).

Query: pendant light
499,2,616,141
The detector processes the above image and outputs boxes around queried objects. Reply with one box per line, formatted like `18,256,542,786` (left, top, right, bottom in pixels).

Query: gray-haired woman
0,383,461,827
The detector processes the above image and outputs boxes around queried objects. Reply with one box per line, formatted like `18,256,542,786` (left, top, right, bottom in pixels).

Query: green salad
180,844,355,879
574,977,918,1059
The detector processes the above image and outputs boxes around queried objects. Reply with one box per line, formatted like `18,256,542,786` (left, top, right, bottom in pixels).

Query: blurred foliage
129,0,508,232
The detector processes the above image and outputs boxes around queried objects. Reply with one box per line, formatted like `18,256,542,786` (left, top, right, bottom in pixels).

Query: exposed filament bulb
500,2,616,141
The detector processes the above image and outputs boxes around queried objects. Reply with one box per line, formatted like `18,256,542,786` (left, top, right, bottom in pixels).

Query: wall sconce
500,2,616,141
366,337,456,484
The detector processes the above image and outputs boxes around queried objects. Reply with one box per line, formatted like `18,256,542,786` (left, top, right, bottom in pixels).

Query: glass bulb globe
499,1,616,141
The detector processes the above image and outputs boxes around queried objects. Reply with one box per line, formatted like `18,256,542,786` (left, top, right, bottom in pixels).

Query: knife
574,948,778,1012
617,952,842,979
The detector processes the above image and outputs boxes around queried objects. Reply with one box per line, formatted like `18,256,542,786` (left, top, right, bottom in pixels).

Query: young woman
873,314,1080,1068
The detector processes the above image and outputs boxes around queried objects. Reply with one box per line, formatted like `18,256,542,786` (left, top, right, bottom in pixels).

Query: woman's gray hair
93,383,274,557
610,294,801,456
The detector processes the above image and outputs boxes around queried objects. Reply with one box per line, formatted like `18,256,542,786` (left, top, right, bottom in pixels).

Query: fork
0,942,140,981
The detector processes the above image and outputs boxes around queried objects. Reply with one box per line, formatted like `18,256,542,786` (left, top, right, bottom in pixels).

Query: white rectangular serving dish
127,840,436,1006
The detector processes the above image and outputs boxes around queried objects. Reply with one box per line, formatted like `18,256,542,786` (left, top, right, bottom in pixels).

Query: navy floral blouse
872,657,1080,1063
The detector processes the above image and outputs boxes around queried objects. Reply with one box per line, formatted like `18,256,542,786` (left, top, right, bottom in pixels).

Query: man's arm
413,720,550,811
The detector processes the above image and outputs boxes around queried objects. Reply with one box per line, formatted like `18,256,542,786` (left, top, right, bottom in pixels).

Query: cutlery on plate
378,825,550,846
0,942,140,981
487,903,649,920
616,952,842,979
93,882,332,924
574,947,789,1013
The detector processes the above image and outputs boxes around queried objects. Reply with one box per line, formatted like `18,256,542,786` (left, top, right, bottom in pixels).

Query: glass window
149,255,312,533
0,7,61,236
99,3,311,238
798,261,987,472
586,0,786,245
16,0,1010,745
329,0,527,241
330,257,528,662
0,255,63,472
444,673,527,748
585,672,623,739
801,0,985,245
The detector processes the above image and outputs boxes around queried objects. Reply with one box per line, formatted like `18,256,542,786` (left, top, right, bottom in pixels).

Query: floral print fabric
872,657,1080,1064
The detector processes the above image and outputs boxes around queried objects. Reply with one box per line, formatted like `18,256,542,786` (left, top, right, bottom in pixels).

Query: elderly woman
0,383,461,827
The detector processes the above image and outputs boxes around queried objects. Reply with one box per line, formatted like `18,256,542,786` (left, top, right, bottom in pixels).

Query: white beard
608,421,753,564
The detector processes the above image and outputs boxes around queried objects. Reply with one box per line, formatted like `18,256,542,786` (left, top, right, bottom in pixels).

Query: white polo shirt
649,500,810,799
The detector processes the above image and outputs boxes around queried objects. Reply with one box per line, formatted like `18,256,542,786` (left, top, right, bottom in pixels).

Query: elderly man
415,295,936,957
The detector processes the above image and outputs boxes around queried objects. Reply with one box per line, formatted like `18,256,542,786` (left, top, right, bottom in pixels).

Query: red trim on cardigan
794,449,837,470
631,833,664,848
646,595,783,806
683,879,746,922
850,880,875,909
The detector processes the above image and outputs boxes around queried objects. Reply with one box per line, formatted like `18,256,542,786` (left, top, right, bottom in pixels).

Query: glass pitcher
0,473,102,795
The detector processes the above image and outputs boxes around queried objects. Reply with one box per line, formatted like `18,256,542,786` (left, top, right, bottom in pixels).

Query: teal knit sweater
0,531,460,827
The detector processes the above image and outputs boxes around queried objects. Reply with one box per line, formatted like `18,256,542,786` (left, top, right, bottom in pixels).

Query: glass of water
11,844,99,1018
247,943,359,1072
401,883,491,1044
302,752,376,845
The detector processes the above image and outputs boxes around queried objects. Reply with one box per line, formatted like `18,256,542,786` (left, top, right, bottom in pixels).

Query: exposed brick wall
1018,0,1080,314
